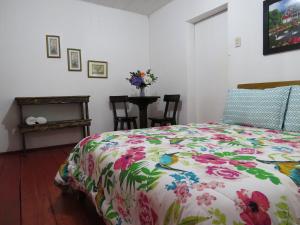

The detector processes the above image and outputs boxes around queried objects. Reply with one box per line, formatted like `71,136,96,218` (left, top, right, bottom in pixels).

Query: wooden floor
0,145,105,225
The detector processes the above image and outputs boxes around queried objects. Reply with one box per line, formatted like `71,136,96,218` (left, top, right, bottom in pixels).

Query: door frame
186,3,228,123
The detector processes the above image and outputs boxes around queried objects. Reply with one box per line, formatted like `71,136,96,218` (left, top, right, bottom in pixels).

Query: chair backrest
109,96,129,119
163,95,180,119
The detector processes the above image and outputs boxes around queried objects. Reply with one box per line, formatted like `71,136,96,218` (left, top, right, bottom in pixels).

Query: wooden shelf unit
15,96,91,152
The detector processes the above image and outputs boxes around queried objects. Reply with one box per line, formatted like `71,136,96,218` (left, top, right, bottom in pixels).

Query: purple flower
130,76,144,87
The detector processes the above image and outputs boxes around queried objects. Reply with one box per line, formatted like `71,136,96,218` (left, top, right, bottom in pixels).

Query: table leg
138,104,148,128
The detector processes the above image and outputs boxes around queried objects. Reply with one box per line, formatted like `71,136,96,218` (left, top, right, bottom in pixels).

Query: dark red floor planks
0,146,105,225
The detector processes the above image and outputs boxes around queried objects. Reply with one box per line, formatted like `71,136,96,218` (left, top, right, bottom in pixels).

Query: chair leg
133,119,137,129
127,121,131,130
120,121,124,130
114,120,118,131
151,120,155,127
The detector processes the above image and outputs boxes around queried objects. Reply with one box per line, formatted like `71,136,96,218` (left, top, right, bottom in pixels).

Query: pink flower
116,193,130,220
80,136,92,147
193,183,209,191
79,134,101,147
192,154,227,165
272,139,289,144
114,147,146,170
193,181,225,191
138,192,158,225
126,139,144,144
87,154,94,176
271,139,300,148
174,183,192,203
206,166,241,180
208,181,225,189
234,148,256,155
128,135,146,139
212,134,235,142
196,193,217,206
236,189,271,225
197,127,214,132
230,160,257,168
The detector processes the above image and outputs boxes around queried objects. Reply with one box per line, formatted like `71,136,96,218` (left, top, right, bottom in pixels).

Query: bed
55,81,300,225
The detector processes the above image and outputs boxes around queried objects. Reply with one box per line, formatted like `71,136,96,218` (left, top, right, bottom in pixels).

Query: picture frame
264,0,300,55
88,60,108,78
67,48,82,71
46,35,61,58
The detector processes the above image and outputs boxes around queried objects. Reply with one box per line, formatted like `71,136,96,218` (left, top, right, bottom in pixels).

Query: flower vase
140,87,145,97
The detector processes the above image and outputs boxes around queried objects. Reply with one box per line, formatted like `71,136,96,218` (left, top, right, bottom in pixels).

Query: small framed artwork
88,60,108,78
46,35,61,58
264,0,300,55
67,48,82,71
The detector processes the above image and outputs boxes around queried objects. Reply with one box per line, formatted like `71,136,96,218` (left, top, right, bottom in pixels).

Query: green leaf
86,179,95,192
141,167,151,175
119,170,129,186
134,175,147,183
97,154,109,165
106,211,118,219
148,139,162,145
276,202,288,210
107,170,113,177
173,200,181,223
178,216,210,225
137,183,148,190
276,210,288,219
214,152,237,157
235,165,247,171
255,174,268,180
269,176,281,185
170,138,185,145
231,156,256,161
233,221,244,225
83,140,100,153
164,201,178,225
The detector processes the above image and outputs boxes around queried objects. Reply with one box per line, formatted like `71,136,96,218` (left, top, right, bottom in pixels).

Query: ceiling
81,0,174,15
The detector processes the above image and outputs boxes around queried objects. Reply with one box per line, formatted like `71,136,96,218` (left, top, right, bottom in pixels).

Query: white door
194,10,228,123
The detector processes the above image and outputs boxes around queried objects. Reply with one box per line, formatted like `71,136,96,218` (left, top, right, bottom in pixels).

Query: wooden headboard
237,80,300,89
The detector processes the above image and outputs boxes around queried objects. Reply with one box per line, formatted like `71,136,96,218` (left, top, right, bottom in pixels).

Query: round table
128,96,160,128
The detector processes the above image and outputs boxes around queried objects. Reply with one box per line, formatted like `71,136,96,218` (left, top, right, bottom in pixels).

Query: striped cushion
223,87,290,130
284,86,300,132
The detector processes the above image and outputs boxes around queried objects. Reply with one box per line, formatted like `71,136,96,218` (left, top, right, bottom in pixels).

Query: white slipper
25,116,37,125
36,117,47,124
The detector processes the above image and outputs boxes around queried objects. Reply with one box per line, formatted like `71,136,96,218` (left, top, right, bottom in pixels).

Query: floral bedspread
55,123,300,225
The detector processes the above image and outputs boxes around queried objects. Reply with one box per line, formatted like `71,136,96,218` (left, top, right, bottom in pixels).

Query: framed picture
88,60,108,78
264,0,300,55
67,48,82,71
46,35,61,58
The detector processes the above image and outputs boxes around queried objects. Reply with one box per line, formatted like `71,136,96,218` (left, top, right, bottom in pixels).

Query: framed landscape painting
88,60,108,78
264,0,300,55
67,48,82,71
46,35,61,58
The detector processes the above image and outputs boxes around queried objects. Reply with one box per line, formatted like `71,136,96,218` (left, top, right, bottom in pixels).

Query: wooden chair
149,95,180,127
110,96,137,131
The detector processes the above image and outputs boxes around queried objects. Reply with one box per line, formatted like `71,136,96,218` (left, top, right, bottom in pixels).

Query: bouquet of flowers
126,69,158,89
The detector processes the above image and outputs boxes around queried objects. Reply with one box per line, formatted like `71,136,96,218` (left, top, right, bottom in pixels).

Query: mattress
55,123,300,225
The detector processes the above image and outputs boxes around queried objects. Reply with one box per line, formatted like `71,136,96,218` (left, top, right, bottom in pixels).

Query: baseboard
0,143,77,155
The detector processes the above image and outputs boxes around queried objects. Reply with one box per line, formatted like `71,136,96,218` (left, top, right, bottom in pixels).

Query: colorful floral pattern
55,123,300,225
236,189,271,225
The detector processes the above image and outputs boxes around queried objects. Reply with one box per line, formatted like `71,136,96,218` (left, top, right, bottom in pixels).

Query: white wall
0,0,149,152
2,0,300,153
149,0,300,124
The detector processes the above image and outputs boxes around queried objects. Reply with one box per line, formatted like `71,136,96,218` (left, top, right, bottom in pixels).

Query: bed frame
238,80,300,89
